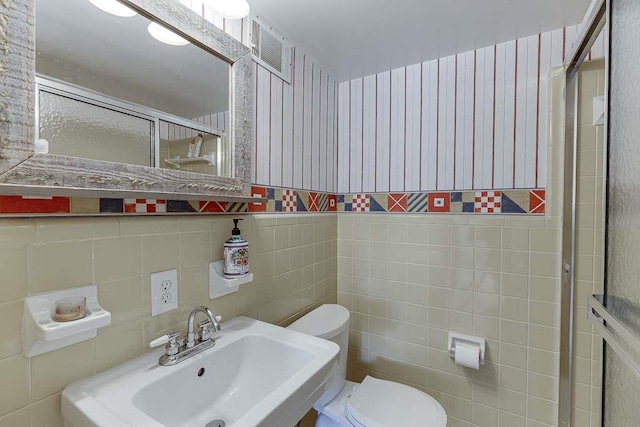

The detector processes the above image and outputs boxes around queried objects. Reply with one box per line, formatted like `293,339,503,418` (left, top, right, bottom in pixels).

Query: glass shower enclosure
598,0,640,425
566,0,640,426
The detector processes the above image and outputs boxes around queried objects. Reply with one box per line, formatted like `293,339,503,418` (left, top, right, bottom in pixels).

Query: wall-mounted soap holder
209,260,253,299
24,285,111,358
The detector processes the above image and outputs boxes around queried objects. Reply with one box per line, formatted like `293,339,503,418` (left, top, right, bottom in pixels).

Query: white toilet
288,304,447,427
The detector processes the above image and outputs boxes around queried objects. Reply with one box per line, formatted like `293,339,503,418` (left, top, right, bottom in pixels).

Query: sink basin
62,317,340,427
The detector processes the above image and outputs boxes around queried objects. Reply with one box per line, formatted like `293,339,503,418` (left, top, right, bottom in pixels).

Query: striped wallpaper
336,25,606,193
159,111,229,142
180,0,246,44
193,111,229,131
180,0,339,193
182,0,604,195
253,54,338,192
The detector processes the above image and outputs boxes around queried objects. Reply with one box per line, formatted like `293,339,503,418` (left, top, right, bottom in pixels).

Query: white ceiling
36,0,229,119
248,0,592,82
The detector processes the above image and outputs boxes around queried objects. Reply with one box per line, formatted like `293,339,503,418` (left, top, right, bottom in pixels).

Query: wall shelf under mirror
165,155,216,169
0,0,257,203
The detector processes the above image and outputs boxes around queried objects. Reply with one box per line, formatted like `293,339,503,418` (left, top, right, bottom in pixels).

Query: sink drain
205,419,225,427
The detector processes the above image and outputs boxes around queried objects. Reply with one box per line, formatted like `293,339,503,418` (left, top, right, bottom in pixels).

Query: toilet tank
287,304,350,406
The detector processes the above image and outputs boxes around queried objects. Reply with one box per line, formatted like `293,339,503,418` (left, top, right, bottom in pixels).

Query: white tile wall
333,63,588,427
338,212,561,426
571,60,605,427
0,214,337,425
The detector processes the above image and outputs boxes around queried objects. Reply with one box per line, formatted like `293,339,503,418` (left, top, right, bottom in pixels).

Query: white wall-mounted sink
62,317,340,427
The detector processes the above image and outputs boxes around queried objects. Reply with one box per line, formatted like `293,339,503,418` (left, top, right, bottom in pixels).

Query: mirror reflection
36,0,232,176
159,120,231,177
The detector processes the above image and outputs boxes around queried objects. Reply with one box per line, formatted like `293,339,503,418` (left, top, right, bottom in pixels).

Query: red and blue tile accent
388,194,407,212
281,190,297,212
352,194,370,212
474,191,501,213
530,190,546,214
0,196,70,214
428,193,451,213
99,198,123,213
0,188,545,216
328,194,337,212
407,193,428,213
199,201,226,213
124,199,167,213
308,192,321,212
248,186,268,213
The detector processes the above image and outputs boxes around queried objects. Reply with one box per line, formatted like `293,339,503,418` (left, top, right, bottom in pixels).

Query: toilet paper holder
447,332,486,365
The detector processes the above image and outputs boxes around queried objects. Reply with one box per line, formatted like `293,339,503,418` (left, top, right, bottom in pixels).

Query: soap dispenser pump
223,218,249,278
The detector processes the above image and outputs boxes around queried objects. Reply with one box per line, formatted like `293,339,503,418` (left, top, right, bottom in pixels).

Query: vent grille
260,30,283,73
247,16,292,83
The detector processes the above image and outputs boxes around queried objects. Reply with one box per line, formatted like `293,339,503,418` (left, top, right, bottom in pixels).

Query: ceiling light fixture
204,0,250,20
88,0,137,17
147,22,190,46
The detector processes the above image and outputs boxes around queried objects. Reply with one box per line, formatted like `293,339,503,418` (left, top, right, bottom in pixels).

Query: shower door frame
558,1,608,426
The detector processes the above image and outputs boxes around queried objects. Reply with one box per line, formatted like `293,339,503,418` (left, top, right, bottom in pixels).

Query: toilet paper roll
454,342,480,369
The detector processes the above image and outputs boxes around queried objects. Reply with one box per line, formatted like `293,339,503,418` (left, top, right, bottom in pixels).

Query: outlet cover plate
151,269,178,316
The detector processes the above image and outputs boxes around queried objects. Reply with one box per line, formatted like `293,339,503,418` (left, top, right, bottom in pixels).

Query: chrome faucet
186,306,221,348
149,306,222,366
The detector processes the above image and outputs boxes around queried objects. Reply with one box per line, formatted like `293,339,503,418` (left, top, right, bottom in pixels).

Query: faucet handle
149,332,181,356
198,320,214,342
198,312,224,341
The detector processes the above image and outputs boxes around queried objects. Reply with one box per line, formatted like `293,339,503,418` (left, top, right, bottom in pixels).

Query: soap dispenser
223,218,249,278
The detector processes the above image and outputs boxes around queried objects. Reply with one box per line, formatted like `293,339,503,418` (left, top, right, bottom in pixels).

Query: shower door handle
587,294,640,381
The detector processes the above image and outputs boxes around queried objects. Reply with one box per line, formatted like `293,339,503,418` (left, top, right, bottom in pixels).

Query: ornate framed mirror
0,0,255,201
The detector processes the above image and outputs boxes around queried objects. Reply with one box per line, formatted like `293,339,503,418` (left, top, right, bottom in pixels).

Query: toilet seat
344,376,447,427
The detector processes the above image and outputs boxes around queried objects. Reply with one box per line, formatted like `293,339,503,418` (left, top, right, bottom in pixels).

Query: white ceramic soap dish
24,285,111,358
209,260,253,299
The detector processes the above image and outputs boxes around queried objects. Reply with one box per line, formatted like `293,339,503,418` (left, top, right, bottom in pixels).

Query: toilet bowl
288,304,447,427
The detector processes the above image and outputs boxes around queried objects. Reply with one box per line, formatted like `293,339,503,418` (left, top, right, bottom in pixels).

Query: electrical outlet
151,269,178,316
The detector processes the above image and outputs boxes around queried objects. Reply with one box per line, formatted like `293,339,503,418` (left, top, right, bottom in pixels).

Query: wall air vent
247,15,292,84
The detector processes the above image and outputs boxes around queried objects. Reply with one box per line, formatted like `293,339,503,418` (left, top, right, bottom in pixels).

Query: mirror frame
0,0,254,201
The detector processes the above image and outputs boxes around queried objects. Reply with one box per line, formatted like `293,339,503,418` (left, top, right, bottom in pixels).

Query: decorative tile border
0,188,545,216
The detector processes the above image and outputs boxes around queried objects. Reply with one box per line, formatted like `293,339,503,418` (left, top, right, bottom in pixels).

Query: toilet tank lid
287,304,350,339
